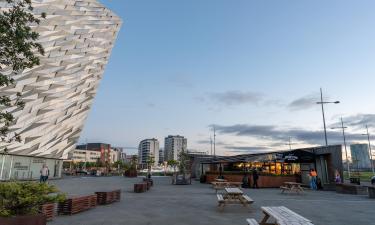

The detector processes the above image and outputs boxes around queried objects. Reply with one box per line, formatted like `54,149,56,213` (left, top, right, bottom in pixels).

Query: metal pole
288,137,292,151
341,117,350,178
210,135,213,156
320,88,328,146
366,125,374,174
213,126,216,158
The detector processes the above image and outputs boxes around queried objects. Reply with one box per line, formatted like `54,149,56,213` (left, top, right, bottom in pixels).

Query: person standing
309,169,317,190
252,168,259,189
335,169,342,184
40,164,50,183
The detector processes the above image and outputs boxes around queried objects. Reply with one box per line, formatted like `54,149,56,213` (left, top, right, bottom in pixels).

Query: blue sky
80,0,375,155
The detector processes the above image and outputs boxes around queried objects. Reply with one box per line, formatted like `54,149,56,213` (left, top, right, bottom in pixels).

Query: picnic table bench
256,206,314,225
217,188,254,210
280,182,304,194
212,181,242,193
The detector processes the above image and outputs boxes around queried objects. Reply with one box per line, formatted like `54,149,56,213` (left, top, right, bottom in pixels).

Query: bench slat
246,218,259,225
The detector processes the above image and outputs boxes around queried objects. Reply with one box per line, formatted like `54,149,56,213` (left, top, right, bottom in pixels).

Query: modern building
164,135,187,161
67,149,101,163
0,0,121,180
138,139,159,168
159,149,164,164
191,145,344,189
350,144,371,170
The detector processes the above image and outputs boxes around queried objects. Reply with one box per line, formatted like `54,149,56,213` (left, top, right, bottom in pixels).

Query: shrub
0,182,65,217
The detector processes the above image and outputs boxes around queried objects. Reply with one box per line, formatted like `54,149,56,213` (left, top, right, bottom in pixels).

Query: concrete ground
49,176,375,225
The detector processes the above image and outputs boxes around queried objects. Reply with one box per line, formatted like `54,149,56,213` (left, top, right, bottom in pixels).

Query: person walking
309,169,317,190
40,164,50,183
252,168,259,189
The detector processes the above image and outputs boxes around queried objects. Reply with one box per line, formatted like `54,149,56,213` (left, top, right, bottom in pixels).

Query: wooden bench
260,206,314,225
95,190,121,205
217,194,225,208
246,218,259,225
280,186,289,193
242,195,254,204
58,195,97,215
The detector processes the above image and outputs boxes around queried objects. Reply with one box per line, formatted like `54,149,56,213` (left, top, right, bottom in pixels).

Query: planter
134,183,147,193
336,184,368,195
124,170,137,177
143,178,153,186
368,186,375,198
58,195,97,215
40,203,55,221
95,190,121,205
0,214,46,225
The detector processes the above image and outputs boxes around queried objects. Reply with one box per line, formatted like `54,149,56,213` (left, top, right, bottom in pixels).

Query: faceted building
0,0,121,180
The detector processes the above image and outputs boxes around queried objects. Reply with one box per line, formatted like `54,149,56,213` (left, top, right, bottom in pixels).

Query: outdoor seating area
47,177,375,225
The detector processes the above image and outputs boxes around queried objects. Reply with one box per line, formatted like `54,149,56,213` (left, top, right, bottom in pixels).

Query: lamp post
362,125,374,175
316,88,340,146
331,117,350,178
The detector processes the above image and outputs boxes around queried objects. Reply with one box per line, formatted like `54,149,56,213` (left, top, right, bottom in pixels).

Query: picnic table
259,206,314,225
215,178,227,182
280,182,304,194
211,181,242,193
217,187,253,209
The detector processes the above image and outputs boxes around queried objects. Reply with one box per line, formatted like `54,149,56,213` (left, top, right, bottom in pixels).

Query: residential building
67,149,101,163
164,135,187,161
138,139,159,167
159,149,164,164
0,0,121,181
350,144,371,170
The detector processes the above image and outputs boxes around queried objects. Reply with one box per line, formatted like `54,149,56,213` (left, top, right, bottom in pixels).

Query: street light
331,117,350,178
362,125,374,175
316,88,340,146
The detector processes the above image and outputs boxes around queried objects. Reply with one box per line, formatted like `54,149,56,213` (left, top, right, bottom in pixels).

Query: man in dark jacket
252,168,259,188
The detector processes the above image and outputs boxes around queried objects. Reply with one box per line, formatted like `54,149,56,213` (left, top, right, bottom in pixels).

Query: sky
80,0,375,155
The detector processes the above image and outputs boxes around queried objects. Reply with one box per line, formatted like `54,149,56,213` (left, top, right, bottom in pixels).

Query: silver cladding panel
0,0,122,159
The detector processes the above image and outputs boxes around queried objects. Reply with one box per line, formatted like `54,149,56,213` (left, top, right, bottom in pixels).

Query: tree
0,0,45,151
178,151,190,182
167,159,178,173
146,156,155,177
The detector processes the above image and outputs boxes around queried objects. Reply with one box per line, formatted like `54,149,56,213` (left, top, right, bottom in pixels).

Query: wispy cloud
288,93,319,111
340,114,375,129
208,91,263,106
210,123,366,146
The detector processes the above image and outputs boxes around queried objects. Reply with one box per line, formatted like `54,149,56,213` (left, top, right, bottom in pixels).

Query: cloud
210,124,367,146
225,146,273,154
208,91,263,106
341,114,375,129
288,93,319,111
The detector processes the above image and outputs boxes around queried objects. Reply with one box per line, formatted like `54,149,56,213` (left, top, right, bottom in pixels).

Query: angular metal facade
0,0,122,159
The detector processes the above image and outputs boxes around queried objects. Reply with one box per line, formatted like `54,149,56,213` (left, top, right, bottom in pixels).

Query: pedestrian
252,168,259,189
40,164,50,183
335,169,342,184
309,169,317,190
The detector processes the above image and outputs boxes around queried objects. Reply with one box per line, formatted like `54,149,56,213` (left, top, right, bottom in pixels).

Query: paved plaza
50,177,374,225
